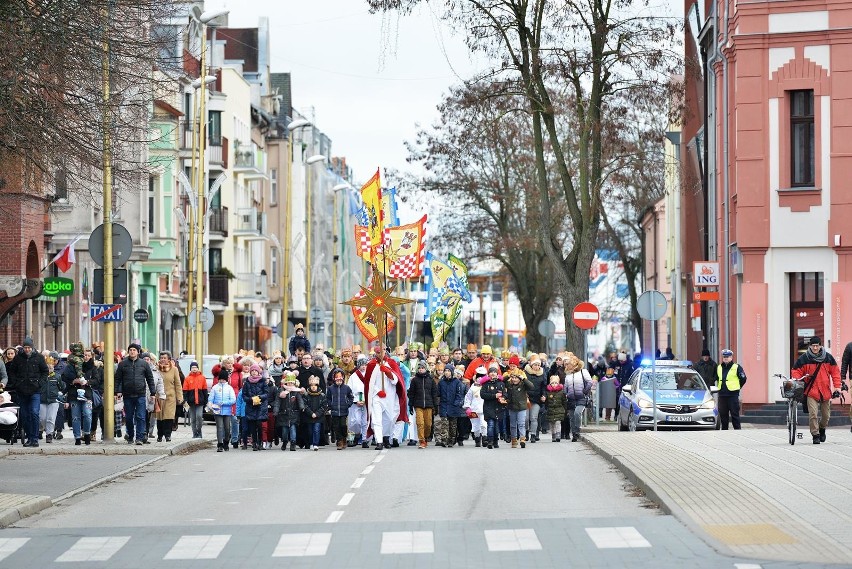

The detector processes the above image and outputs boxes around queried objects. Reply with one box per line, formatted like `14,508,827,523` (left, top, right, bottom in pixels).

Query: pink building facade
685,0,852,403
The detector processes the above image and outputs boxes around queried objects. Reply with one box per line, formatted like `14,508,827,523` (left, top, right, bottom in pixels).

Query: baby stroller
0,392,20,444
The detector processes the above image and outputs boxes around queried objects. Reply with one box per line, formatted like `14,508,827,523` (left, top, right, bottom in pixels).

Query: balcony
233,207,267,239
233,272,268,303
234,141,266,178
208,206,228,239
208,136,228,170
208,275,230,305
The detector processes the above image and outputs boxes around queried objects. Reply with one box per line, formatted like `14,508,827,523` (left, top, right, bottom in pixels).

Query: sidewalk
584,428,852,564
0,423,210,527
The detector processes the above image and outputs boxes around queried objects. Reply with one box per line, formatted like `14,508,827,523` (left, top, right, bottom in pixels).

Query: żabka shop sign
43,277,74,297
692,262,720,287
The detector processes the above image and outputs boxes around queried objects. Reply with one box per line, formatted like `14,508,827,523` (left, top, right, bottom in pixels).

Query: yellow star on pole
342,265,413,341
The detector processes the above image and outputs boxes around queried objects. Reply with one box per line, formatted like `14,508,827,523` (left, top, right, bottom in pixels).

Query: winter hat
529,354,541,365
218,368,230,381
480,345,493,355
295,323,304,331
127,343,142,352
488,362,500,372
454,365,465,377
250,364,262,375
701,348,711,357
809,336,821,345
356,354,369,367
283,371,299,386
475,366,487,376
508,354,520,366
190,361,200,370
308,375,320,386
70,342,84,357
416,360,429,371
22,337,34,348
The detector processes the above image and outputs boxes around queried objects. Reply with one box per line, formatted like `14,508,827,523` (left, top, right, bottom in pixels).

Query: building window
270,168,278,205
55,169,68,201
208,111,222,146
209,248,222,275
790,90,814,187
148,176,156,234
270,248,278,286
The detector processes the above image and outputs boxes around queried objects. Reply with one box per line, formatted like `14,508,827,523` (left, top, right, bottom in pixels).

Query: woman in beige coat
155,351,183,442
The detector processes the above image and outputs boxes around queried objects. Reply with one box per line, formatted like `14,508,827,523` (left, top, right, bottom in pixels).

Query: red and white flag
51,237,81,273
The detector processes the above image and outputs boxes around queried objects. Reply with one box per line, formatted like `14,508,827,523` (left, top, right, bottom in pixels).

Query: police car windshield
639,371,707,391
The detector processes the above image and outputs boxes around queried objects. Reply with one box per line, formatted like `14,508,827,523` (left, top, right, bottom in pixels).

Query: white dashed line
325,511,344,523
337,493,355,506
351,477,365,489
373,454,385,463
484,529,542,552
362,465,375,475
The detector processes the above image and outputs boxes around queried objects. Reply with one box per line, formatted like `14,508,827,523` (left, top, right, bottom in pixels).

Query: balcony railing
208,136,228,169
234,141,266,174
234,273,268,301
233,207,266,237
208,275,229,305
208,206,228,236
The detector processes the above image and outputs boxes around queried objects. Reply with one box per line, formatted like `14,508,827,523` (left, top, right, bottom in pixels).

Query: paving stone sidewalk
584,428,852,564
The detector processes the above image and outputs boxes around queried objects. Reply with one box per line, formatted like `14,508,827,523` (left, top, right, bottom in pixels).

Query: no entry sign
572,302,600,330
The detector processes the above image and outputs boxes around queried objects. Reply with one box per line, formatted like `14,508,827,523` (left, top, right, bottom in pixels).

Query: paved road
0,436,805,568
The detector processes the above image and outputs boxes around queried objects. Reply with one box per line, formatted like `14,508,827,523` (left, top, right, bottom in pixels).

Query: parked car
618,360,719,431
177,355,220,420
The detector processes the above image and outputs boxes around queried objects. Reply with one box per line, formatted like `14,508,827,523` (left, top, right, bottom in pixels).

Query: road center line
351,477,365,489
361,465,375,475
325,511,344,523
337,493,355,506
373,455,385,463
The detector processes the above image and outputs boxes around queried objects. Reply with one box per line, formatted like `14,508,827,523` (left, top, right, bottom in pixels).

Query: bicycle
775,373,809,445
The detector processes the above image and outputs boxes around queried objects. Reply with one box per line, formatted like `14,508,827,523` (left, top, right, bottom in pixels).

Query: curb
0,438,210,457
582,435,738,560
0,438,209,527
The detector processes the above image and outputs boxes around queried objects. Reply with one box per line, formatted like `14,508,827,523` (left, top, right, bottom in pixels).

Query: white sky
206,0,486,186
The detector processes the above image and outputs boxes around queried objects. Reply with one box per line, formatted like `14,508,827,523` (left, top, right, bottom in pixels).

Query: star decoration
343,265,413,341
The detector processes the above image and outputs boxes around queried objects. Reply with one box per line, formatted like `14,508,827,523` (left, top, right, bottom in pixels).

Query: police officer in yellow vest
716,348,747,430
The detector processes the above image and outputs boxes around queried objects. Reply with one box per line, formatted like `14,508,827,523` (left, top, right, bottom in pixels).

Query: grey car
617,360,719,431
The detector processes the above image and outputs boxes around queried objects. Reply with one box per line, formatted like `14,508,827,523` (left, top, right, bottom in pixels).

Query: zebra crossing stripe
56,536,130,562
163,535,231,560
272,533,332,557
586,527,651,549
484,529,542,551
381,531,435,554
0,538,29,562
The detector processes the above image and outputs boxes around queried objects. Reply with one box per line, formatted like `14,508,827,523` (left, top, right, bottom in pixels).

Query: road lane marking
338,493,355,506
56,536,131,562
0,538,29,562
361,465,375,475
373,454,385,463
272,533,332,557
351,477,365,488
586,527,651,548
734,565,763,569
484,529,542,551
325,511,344,523
163,535,230,560
381,531,435,554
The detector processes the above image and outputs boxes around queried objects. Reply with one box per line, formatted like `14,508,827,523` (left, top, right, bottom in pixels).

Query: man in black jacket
8,337,49,447
114,343,155,445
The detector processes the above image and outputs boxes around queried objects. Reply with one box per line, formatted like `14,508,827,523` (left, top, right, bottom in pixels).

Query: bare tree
0,0,183,206
404,82,565,351
368,0,680,352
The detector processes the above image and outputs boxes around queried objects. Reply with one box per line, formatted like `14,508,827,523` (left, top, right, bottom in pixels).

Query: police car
617,360,719,431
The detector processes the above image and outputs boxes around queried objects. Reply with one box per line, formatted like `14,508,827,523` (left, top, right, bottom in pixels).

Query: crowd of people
5,330,843,449
0,333,623,450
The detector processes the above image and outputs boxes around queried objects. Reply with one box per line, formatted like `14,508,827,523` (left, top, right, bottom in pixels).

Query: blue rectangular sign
90,304,124,322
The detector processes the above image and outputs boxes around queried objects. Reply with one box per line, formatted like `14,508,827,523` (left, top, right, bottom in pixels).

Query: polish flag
51,237,81,273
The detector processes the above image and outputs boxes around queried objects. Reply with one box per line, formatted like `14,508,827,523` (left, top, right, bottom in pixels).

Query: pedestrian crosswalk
0,526,659,564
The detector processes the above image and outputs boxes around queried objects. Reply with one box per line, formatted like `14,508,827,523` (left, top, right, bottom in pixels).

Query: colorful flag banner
424,253,463,319
382,187,400,228
373,215,427,279
360,169,383,249
447,254,472,302
50,236,82,273
355,225,372,260
430,296,462,344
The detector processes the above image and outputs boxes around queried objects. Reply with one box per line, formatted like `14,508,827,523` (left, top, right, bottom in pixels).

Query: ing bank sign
693,262,720,288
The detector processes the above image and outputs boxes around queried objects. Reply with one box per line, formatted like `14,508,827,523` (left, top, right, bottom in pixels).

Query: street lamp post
305,154,326,335
193,9,228,365
283,119,311,339
46,312,64,351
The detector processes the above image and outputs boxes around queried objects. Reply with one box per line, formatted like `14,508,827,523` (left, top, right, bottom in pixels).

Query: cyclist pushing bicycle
791,336,844,444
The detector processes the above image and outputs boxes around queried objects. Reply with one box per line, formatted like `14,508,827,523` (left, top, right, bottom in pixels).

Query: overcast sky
206,0,486,187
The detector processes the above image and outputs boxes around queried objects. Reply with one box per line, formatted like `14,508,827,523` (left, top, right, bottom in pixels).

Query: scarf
805,347,827,363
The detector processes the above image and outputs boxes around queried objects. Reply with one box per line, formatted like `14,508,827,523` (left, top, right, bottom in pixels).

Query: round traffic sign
537,319,556,338
572,302,600,330
89,223,133,268
133,308,149,323
188,307,215,332
637,290,667,321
